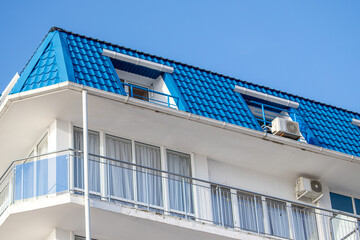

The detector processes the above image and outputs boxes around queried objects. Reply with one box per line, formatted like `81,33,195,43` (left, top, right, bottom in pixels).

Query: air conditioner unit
296,177,324,203
271,117,301,140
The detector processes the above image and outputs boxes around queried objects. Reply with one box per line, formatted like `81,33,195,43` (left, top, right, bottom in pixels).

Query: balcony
0,150,359,240
122,83,179,109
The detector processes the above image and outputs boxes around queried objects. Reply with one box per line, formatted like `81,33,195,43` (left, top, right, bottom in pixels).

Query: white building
0,27,359,240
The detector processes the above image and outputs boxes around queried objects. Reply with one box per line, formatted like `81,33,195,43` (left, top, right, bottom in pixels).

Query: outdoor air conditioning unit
271,117,301,140
296,177,324,203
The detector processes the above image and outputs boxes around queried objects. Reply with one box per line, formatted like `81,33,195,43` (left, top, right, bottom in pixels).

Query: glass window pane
355,198,360,215
211,185,233,228
135,142,162,208
167,150,193,215
106,135,133,201
237,192,264,233
330,192,354,214
73,127,100,193
266,199,290,238
292,205,319,240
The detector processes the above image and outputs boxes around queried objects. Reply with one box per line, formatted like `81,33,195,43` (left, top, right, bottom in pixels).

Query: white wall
44,229,74,240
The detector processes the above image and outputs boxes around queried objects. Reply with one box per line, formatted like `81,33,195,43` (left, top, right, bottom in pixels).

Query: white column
191,153,213,223
69,122,74,192
82,90,91,240
131,140,138,204
160,146,170,214
231,189,240,229
262,196,271,235
99,131,107,200
286,202,294,239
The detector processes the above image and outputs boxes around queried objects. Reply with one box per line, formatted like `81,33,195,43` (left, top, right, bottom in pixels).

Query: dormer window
102,49,179,108
234,85,302,140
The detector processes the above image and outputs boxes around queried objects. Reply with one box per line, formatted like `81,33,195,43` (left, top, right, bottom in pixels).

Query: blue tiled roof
9,27,360,158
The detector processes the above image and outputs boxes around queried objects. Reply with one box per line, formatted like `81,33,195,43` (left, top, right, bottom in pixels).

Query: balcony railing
122,83,179,109
0,149,359,240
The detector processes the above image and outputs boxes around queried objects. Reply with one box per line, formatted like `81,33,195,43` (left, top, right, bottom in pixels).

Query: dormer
102,49,179,109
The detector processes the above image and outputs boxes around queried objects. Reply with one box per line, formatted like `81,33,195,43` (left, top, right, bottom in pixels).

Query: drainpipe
82,90,91,240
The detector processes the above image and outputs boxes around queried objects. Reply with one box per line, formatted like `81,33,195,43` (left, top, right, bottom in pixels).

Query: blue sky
0,0,359,112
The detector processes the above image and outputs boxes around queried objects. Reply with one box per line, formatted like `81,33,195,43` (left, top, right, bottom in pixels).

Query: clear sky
0,0,359,112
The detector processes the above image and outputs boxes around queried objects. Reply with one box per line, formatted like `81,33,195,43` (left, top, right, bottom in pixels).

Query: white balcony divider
0,149,359,240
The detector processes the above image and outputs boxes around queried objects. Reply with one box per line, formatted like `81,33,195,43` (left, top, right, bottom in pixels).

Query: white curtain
167,150,193,215
106,135,133,201
135,143,162,208
237,192,265,233
74,128,100,193
211,186,234,228
292,206,318,240
267,199,290,238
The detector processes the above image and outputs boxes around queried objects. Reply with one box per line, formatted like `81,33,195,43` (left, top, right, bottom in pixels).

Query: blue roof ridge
43,26,357,117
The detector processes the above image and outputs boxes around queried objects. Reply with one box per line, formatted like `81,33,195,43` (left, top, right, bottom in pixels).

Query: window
73,127,100,194
167,150,193,216
106,135,133,202
292,205,318,240
131,85,149,101
330,192,354,214
237,192,264,233
135,142,162,208
355,199,360,215
243,95,295,132
266,199,290,238
211,185,233,228
37,133,48,155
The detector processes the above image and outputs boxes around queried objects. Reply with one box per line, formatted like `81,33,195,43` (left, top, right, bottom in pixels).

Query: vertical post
167,96,170,108
230,189,240,229
262,196,271,235
160,146,170,215
182,178,188,218
254,195,260,234
286,202,294,239
146,168,150,211
82,90,91,240
107,160,111,202
130,85,133,98
261,104,266,129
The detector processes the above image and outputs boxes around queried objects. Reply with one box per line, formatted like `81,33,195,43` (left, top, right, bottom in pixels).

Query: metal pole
82,90,91,240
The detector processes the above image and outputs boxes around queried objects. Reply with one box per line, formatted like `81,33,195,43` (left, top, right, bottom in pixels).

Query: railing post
167,96,170,108
107,160,111,202
130,85,133,98
182,178,188,218
261,104,266,128
146,168,150,211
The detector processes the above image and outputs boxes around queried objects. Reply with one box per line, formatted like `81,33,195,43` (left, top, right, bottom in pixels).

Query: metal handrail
122,82,179,107
0,148,359,220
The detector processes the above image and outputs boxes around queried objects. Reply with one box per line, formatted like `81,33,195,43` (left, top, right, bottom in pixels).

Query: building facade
0,27,359,240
